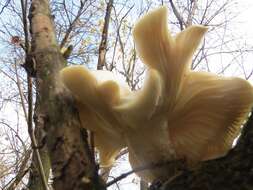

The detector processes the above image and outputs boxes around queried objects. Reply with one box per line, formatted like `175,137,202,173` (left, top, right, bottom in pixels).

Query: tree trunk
28,0,104,189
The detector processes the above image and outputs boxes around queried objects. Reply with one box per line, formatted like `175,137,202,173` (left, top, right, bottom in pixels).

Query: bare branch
106,159,185,187
14,60,28,123
97,0,114,70
0,0,11,15
5,149,32,190
169,0,185,30
186,0,198,26
60,0,86,49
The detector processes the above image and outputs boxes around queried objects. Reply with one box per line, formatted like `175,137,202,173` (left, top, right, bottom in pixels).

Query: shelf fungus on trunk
60,6,253,182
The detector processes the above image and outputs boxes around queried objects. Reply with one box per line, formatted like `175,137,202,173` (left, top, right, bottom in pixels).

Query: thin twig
110,4,134,70
0,0,11,14
5,149,32,190
60,0,86,48
169,0,185,30
0,121,27,151
14,59,28,123
106,159,185,187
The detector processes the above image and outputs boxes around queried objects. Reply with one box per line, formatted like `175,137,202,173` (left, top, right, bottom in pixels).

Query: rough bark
28,0,104,189
157,111,253,190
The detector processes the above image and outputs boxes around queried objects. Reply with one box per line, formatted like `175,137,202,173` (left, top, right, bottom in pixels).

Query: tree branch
169,0,185,30
14,59,28,123
97,0,114,70
5,149,32,190
60,0,86,49
107,159,185,188
0,0,11,15
186,0,198,26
